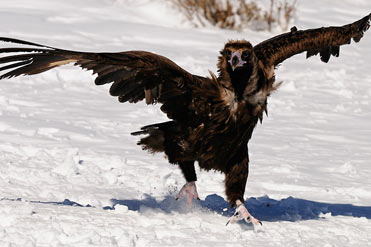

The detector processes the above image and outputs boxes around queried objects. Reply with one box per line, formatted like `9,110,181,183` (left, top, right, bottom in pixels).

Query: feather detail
254,13,370,67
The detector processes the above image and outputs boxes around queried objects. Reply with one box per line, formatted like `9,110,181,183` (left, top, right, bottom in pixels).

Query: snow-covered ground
0,0,370,246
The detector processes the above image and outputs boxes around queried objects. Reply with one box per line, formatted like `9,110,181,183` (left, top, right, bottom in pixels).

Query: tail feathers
131,121,177,136
132,126,166,154
131,121,179,154
131,129,149,136
131,125,157,136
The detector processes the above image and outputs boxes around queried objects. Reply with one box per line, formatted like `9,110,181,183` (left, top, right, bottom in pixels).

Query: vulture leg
225,154,262,225
176,161,200,206
226,200,262,226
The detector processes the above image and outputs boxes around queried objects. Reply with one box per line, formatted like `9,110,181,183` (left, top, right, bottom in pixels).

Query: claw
226,200,262,226
176,181,199,207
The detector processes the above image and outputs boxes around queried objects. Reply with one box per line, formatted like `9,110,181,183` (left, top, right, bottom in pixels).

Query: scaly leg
225,154,262,226
177,161,199,206
226,200,262,226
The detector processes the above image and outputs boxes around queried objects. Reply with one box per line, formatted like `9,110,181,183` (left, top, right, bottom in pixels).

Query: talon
226,199,262,226
176,181,199,207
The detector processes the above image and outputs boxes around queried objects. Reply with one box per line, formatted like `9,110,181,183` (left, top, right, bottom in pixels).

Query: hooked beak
228,51,246,71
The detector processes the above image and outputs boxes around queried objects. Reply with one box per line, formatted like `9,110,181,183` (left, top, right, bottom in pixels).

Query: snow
0,0,370,246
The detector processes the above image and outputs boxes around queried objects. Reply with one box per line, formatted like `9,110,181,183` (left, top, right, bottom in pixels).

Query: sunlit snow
0,0,370,246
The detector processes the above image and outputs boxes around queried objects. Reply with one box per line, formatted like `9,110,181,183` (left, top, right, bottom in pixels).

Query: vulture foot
176,181,200,207
226,200,262,226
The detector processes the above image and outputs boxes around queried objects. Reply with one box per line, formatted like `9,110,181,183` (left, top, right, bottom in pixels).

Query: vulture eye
225,50,232,58
242,51,249,60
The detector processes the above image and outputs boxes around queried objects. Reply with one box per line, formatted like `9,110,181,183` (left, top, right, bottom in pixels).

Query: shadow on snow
2,194,370,222
0,197,93,208
108,194,371,222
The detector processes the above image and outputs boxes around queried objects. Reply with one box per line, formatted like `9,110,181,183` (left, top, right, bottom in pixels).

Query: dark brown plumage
0,14,370,221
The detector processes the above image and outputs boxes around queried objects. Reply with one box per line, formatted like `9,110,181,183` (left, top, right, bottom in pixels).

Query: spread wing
0,37,208,122
254,13,371,67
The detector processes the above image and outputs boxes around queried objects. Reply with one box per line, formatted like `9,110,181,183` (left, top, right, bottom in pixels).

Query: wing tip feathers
307,14,370,62
352,13,371,43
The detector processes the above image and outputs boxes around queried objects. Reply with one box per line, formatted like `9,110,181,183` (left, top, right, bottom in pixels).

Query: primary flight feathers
0,13,370,107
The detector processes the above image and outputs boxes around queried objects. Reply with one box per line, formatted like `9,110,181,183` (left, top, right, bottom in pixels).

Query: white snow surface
0,0,371,246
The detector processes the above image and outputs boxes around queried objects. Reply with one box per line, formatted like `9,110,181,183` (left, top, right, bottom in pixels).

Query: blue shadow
0,197,93,207
109,194,371,222
2,194,370,222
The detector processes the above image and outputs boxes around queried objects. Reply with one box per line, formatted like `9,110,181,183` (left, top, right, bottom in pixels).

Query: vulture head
217,40,258,99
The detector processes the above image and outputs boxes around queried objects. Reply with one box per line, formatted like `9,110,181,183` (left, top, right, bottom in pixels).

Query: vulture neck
228,63,254,100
